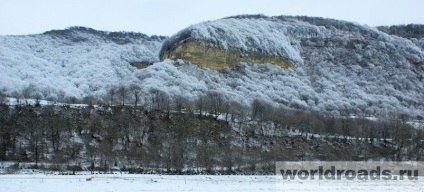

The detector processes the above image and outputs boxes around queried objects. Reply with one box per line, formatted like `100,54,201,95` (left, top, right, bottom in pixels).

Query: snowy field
1,174,423,192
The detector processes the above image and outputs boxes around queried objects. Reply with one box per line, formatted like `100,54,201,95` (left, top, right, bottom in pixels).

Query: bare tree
206,91,224,116
195,94,206,116
117,85,127,106
56,90,66,103
11,91,22,105
184,98,195,114
251,98,268,120
149,89,158,109
129,84,142,107
67,96,79,104
229,100,248,123
390,119,413,160
411,129,424,160
33,92,43,107
22,84,36,104
150,88,172,116
107,86,116,106
83,95,96,106
0,89,6,105
222,101,230,121
173,95,186,112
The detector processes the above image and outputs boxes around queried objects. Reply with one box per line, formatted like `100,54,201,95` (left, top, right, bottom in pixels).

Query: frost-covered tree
0,27,165,101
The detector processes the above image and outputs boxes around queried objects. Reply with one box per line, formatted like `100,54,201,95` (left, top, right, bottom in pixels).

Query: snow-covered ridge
0,27,166,98
161,15,424,66
43,26,165,44
161,16,305,64
159,15,424,117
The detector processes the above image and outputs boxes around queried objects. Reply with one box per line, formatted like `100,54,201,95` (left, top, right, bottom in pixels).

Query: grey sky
0,0,423,36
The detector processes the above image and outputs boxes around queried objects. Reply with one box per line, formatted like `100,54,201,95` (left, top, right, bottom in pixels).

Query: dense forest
0,95,422,174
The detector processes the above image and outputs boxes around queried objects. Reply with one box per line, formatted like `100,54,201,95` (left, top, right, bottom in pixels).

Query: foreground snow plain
1,173,423,192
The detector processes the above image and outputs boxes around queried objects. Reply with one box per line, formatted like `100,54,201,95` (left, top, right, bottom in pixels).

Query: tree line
0,88,423,174
2,81,424,171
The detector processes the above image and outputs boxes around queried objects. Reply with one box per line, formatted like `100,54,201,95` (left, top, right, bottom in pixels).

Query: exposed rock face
161,39,291,69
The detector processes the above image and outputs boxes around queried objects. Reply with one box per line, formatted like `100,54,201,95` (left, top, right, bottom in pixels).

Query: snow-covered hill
1,16,424,118
158,15,424,117
0,26,165,99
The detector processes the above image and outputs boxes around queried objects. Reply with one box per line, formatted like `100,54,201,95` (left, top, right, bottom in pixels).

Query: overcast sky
0,0,423,36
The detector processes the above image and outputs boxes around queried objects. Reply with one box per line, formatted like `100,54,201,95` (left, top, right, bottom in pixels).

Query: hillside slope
1,105,417,174
157,15,424,117
0,27,165,99
1,16,423,118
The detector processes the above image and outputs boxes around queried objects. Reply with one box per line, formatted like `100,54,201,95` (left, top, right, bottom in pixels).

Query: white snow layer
0,174,423,192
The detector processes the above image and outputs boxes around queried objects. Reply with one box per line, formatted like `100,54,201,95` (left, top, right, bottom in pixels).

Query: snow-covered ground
276,177,424,192
0,174,422,192
1,174,274,192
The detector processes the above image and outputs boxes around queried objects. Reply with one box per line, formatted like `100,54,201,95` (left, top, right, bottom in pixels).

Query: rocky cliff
161,38,291,69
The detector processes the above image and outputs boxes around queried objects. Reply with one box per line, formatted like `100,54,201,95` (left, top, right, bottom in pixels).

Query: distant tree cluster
377,24,424,39
43,26,166,44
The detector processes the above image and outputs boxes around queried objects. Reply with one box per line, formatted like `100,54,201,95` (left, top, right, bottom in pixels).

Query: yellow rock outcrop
160,39,291,69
